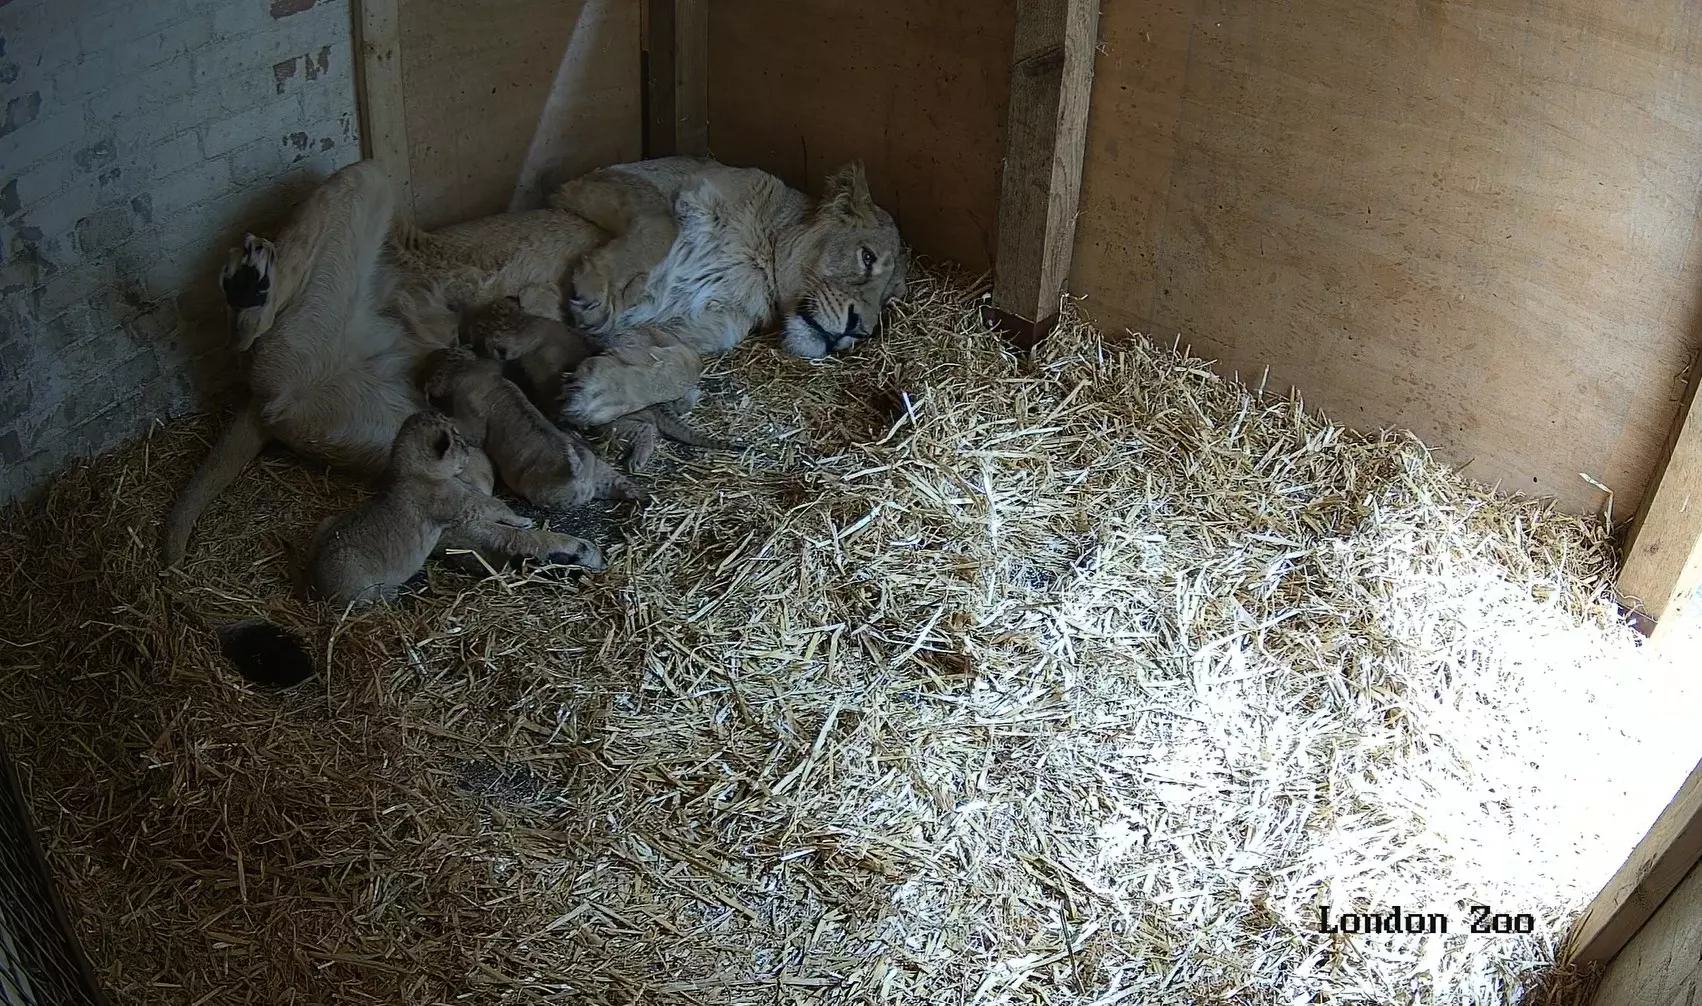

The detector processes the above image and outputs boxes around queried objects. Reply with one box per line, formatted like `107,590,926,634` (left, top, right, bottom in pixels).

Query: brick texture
0,0,361,504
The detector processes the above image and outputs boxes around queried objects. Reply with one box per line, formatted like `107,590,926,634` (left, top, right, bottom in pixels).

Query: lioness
307,410,603,606
161,155,907,567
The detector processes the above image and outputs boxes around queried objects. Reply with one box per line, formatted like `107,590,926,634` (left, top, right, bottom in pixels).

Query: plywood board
707,0,1020,270
399,0,642,228
1071,0,1702,516
1591,857,1702,1006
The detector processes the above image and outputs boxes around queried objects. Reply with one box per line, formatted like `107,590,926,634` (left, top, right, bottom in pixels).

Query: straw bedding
0,269,1692,1005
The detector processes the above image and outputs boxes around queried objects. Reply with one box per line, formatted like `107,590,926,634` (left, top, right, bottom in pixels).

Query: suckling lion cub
460,296,733,471
307,410,604,605
422,346,645,509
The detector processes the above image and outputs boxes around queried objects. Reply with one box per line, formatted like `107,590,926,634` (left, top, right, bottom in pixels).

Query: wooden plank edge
1035,0,1098,318
1564,754,1702,966
351,0,413,214
1617,355,1702,636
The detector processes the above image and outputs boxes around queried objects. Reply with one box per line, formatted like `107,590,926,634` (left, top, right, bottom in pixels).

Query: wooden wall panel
1072,1,1702,516
1591,856,1702,1006
707,0,1020,270
399,0,641,229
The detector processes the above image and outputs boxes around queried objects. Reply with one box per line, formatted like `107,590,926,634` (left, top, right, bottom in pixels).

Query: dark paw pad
222,262,270,310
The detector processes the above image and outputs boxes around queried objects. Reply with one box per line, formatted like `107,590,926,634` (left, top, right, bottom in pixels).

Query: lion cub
460,297,731,471
308,411,564,605
422,345,645,509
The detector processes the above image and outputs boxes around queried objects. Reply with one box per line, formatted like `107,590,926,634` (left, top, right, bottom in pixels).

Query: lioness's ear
824,161,875,221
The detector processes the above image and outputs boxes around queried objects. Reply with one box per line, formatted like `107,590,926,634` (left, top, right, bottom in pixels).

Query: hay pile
0,270,1694,1006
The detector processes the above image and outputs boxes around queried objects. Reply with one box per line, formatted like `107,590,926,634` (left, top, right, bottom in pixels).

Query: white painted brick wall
0,0,362,500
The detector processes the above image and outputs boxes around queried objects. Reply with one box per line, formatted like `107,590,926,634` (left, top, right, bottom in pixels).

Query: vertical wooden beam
674,0,708,156
352,0,414,213
1620,368,1702,640
645,0,708,158
990,0,1100,350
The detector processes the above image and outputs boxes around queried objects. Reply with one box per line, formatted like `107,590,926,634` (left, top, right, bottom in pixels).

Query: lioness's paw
566,295,611,333
559,361,637,427
567,260,616,331
221,235,274,311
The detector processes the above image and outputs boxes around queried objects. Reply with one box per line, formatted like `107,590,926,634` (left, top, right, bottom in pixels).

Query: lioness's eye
860,247,877,271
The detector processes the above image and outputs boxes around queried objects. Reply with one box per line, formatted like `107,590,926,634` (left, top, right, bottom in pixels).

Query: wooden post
351,0,413,213
1619,369,1702,640
989,0,1100,352
645,0,708,158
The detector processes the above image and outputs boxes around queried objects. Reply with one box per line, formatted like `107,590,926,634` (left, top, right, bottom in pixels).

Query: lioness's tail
161,403,268,567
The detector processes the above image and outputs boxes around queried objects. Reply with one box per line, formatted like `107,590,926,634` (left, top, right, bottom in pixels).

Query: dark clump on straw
0,266,1665,1006
216,619,315,689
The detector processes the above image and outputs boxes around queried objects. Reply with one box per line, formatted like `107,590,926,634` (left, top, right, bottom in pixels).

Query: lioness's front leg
558,340,702,428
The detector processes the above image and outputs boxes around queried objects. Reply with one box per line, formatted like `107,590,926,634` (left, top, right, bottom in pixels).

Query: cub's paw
221,234,274,311
622,435,656,474
540,534,606,573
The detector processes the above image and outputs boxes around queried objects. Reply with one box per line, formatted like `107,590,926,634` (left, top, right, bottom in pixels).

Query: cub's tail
645,407,741,453
161,403,269,567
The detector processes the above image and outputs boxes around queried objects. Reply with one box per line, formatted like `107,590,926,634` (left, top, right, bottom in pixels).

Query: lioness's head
779,162,909,359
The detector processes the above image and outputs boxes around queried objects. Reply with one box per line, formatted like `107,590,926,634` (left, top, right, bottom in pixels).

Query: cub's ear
505,294,524,308
433,430,453,459
823,161,876,223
